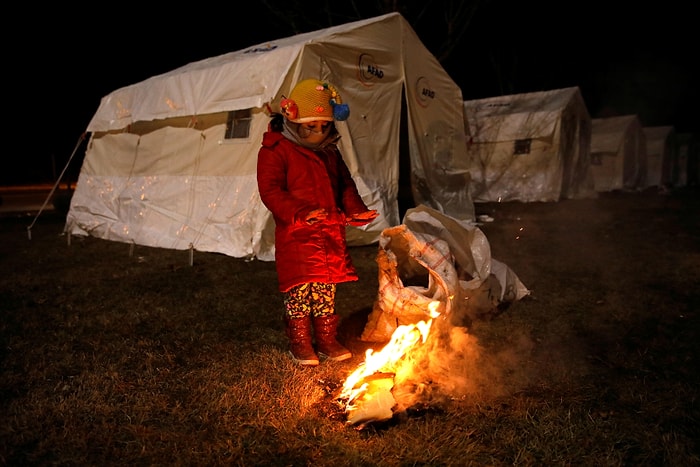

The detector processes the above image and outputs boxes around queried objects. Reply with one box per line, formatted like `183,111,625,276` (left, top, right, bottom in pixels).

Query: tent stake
129,241,135,257
189,243,194,267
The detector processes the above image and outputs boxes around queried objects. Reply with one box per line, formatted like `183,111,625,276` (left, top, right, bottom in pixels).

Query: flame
338,301,441,425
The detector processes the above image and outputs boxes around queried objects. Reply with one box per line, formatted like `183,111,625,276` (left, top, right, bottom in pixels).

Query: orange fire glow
338,301,441,426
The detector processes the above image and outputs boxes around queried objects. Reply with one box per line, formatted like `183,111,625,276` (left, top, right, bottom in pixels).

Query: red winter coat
257,130,371,292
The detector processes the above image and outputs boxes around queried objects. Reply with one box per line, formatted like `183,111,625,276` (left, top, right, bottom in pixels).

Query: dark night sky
8,1,697,185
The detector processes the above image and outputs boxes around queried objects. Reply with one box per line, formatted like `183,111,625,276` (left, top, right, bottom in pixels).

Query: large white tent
65,13,474,261
462,87,595,202
589,115,647,192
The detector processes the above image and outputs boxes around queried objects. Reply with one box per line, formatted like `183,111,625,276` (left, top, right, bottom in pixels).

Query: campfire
336,301,441,427
334,206,530,428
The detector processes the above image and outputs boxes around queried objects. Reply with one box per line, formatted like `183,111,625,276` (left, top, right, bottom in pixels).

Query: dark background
7,1,697,185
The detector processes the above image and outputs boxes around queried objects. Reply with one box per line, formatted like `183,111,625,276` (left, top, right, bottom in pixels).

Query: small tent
642,125,675,188
673,133,699,187
65,13,474,261
461,87,595,202
589,115,647,192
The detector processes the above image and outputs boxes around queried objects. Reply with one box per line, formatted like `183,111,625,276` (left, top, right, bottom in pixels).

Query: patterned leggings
284,282,336,319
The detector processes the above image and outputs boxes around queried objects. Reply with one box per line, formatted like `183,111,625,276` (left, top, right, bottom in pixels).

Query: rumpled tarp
361,205,529,342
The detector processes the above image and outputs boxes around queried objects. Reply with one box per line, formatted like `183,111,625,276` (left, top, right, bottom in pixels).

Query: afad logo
358,53,384,86
414,76,436,108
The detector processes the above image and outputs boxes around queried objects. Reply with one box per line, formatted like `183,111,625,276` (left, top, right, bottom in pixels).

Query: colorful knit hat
280,79,350,123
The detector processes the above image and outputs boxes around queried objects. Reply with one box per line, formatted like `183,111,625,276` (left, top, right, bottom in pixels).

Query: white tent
673,132,698,187
589,115,647,192
65,13,474,261
642,125,675,188
461,87,595,202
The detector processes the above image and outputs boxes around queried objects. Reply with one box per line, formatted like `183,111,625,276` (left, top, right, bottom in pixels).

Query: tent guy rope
27,132,87,240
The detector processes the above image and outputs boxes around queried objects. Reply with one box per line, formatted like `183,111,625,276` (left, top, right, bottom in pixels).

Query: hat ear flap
280,98,298,121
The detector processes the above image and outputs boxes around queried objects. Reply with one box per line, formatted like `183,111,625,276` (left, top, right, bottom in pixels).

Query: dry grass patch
1,188,699,465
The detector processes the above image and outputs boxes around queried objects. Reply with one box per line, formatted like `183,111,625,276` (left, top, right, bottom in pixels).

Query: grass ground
1,187,698,466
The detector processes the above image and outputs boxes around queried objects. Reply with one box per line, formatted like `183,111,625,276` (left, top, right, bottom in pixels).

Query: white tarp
360,205,529,343
589,115,647,192
66,13,474,261
462,87,596,202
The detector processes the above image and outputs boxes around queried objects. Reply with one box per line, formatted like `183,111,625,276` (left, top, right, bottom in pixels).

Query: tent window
514,139,531,155
225,109,252,139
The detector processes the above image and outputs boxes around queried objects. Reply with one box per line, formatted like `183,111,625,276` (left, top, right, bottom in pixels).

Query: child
257,78,378,366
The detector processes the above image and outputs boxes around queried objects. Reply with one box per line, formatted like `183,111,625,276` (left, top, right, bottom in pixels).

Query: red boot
313,314,352,361
284,316,319,366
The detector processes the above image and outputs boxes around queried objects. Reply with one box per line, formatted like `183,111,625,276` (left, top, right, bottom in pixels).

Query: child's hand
346,210,379,226
305,208,328,225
